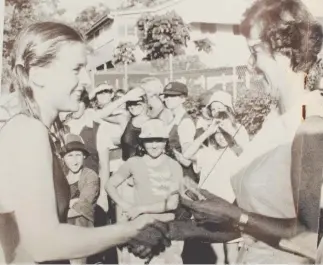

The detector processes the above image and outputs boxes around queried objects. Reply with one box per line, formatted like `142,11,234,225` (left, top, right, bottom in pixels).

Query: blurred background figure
140,77,173,125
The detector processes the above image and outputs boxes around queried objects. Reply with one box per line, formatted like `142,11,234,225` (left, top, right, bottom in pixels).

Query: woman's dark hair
241,0,323,73
136,139,173,157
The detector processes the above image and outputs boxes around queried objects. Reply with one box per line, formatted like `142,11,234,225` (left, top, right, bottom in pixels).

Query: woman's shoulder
1,114,48,142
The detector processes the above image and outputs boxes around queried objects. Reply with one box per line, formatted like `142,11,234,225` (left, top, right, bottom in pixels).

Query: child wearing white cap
107,119,184,264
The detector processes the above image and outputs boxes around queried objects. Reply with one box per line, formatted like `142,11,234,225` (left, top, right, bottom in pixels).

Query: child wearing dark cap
61,134,100,264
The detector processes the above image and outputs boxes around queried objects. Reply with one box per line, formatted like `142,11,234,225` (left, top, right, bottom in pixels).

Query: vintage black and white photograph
1,0,323,264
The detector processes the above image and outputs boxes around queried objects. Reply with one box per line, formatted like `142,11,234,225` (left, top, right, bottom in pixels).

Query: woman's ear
29,67,47,87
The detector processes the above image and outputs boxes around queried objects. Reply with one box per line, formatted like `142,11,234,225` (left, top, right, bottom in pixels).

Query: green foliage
136,11,190,60
2,0,39,93
183,95,201,122
194,38,213,53
112,42,136,66
73,4,110,35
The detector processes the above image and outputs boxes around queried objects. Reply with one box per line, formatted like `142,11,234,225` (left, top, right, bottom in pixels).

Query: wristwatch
236,213,249,232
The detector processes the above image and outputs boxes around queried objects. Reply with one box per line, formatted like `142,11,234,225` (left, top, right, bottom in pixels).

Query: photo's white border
0,0,4,96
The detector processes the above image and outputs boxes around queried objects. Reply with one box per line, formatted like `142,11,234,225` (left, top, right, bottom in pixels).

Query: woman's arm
12,119,173,262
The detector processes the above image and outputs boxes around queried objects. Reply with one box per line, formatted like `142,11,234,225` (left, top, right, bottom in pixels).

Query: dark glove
127,221,171,260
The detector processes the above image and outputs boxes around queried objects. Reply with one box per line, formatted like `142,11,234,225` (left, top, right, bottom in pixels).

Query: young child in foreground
107,119,184,264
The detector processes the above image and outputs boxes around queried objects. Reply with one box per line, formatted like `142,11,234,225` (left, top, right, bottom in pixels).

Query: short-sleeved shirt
114,155,183,205
230,102,306,263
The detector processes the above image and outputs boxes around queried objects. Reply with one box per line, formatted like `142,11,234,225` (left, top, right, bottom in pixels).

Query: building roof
86,0,254,35
84,14,114,36
87,39,115,68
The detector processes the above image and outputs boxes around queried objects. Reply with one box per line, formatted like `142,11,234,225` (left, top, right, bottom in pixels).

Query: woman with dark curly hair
127,0,323,263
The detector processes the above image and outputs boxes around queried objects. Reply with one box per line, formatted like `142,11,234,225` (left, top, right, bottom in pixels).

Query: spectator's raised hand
125,87,146,101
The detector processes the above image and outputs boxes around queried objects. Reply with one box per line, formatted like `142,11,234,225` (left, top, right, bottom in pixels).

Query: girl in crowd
129,0,323,263
62,134,100,264
120,87,150,161
0,21,173,264
140,77,173,125
175,90,249,263
107,119,184,264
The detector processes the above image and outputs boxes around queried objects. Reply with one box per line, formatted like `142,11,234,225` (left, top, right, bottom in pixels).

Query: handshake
125,188,236,263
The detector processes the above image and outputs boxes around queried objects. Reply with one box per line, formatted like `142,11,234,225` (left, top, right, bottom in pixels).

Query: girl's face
33,42,91,113
214,132,228,149
209,102,227,118
143,139,167,158
164,95,185,110
96,90,114,108
127,101,146,117
64,150,85,173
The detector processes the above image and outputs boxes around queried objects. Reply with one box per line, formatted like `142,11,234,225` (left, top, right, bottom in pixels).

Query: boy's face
64,150,85,173
164,95,185,110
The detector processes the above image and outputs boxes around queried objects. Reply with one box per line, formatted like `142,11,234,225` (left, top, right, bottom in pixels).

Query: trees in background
112,42,136,90
1,0,110,93
137,11,190,61
73,3,110,35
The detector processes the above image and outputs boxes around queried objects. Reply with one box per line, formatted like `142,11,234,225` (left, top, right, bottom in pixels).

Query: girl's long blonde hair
11,21,84,145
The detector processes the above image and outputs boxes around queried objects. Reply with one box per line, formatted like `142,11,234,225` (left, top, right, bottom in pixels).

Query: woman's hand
181,189,241,224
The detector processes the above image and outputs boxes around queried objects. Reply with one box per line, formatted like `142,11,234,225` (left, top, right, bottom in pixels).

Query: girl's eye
73,66,81,73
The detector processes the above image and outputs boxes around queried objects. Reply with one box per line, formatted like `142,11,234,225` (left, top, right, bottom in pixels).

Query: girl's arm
96,126,112,212
106,160,134,211
72,170,100,222
95,88,145,120
182,121,218,161
10,118,173,262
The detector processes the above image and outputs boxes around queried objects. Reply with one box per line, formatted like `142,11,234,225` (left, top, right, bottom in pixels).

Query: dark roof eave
85,14,114,36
